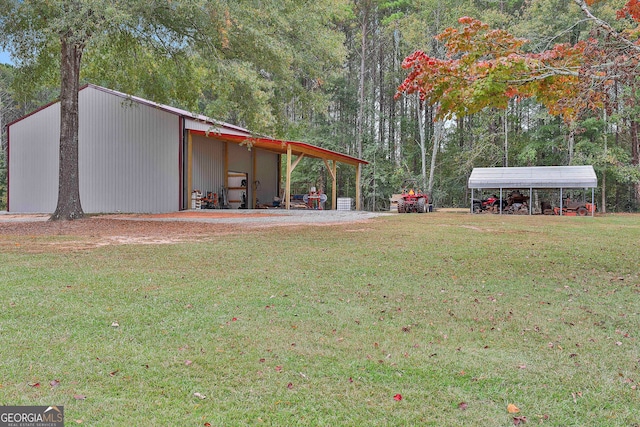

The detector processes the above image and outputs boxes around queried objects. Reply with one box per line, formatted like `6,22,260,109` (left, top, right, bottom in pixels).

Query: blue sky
0,50,13,65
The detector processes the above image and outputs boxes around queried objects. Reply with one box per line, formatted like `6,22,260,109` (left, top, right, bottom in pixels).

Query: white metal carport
468,166,598,216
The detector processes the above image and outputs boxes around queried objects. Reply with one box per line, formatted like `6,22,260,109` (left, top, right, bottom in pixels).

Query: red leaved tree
396,0,640,204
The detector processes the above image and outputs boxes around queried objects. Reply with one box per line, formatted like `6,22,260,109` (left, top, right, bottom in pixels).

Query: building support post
324,159,337,210
187,130,193,208
252,150,257,208
355,164,362,210
471,188,474,213
285,144,292,210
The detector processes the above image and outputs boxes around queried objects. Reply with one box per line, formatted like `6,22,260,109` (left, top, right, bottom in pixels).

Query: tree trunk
356,9,367,159
503,107,508,167
631,119,640,206
428,120,442,196
417,97,427,191
567,121,576,164
51,36,85,221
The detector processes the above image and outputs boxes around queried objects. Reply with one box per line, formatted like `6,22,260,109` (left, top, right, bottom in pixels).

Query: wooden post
355,163,362,210
332,161,337,210
285,144,292,210
324,159,337,210
252,149,257,208
187,130,193,207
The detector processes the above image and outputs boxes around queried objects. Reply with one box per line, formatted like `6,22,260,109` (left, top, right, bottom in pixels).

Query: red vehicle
397,180,431,213
551,197,595,216
472,194,507,213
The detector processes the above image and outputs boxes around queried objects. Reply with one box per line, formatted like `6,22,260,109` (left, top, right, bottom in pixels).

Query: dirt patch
0,217,256,252
0,210,386,252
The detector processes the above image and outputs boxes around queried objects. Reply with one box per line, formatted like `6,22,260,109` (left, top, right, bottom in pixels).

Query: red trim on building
188,130,368,166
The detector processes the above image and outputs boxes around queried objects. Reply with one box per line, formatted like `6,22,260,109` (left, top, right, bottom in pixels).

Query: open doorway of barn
227,171,248,209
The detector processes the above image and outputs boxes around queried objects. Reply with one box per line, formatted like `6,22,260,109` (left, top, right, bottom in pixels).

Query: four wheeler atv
472,194,508,213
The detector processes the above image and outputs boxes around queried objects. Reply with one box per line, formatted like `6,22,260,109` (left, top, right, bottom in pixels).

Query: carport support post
355,164,362,210
471,188,474,213
285,144,292,210
323,159,337,210
252,150,257,208
529,188,532,215
187,130,193,207
560,188,563,216
332,161,337,210
592,187,595,217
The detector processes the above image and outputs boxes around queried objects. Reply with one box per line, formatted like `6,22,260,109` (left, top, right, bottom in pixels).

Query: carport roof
468,166,597,189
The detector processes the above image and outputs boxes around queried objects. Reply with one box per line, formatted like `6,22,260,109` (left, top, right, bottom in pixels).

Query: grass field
1,213,639,426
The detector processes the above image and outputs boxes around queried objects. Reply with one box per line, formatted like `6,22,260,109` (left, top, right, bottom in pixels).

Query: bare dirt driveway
0,210,391,251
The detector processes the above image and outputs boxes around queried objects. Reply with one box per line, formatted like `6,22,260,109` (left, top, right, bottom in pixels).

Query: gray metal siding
79,87,179,213
227,142,252,175
9,86,180,213
255,150,279,206
8,104,61,213
192,135,225,196
227,143,253,206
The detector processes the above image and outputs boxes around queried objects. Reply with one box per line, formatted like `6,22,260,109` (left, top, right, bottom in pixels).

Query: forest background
1,0,639,213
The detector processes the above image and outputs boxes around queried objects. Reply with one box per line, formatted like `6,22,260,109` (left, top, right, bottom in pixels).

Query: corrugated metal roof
88,84,251,135
7,83,368,166
88,84,368,166
468,166,597,189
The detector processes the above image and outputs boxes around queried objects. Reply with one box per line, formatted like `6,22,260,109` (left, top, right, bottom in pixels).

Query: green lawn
1,213,639,426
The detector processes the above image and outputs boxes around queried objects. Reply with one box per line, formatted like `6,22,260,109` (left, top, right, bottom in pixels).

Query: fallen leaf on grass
507,403,520,413
185,360,193,366
73,395,86,400
287,382,294,389
393,394,403,401
28,382,40,388
458,402,468,410
193,392,206,399
109,370,119,377
513,416,527,425
111,322,119,328
50,379,60,388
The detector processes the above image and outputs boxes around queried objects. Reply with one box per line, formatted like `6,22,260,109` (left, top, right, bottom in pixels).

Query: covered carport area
190,132,368,210
468,165,598,216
